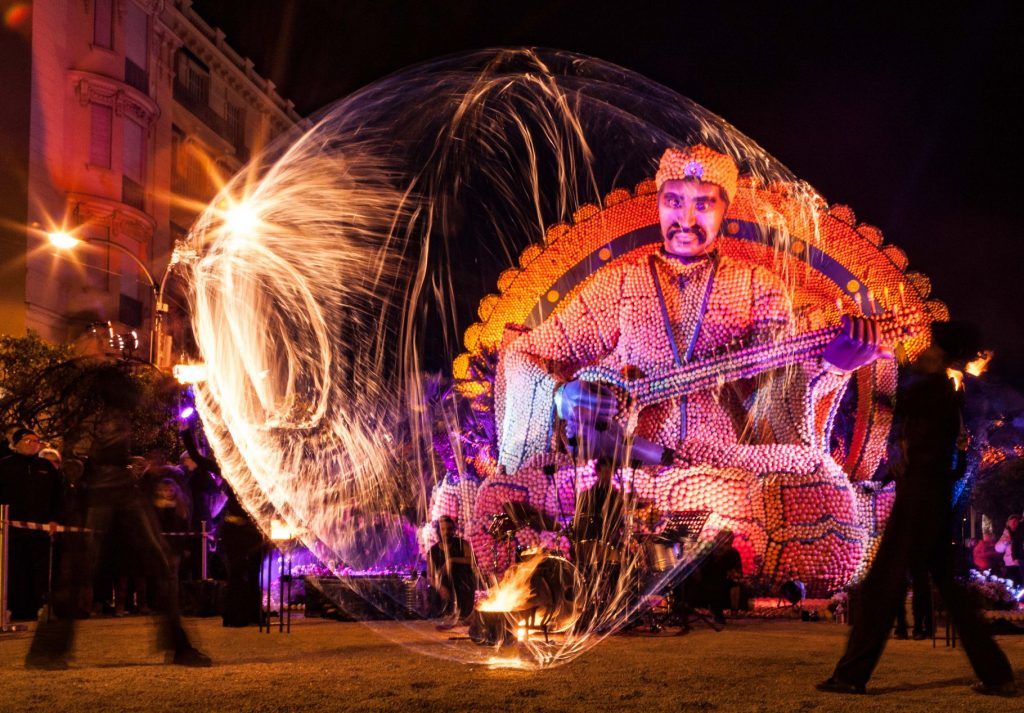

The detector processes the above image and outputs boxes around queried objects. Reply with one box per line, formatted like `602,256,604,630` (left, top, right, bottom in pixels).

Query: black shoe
971,681,1018,697
25,656,69,671
172,646,212,667
893,631,909,640
816,677,866,695
912,632,929,640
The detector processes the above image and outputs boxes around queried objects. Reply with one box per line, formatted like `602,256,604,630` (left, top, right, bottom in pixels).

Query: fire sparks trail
178,48,928,669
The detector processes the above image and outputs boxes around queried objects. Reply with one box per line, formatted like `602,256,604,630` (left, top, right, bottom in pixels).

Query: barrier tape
5,519,210,538
8,520,97,534
163,531,213,539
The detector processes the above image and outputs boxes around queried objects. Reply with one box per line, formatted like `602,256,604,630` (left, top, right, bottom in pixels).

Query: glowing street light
47,228,168,364
173,362,208,385
47,231,80,250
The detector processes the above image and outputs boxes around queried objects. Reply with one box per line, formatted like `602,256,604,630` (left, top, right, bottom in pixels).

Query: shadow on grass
869,676,976,694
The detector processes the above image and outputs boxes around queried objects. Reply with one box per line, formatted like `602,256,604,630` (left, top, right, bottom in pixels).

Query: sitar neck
630,325,840,408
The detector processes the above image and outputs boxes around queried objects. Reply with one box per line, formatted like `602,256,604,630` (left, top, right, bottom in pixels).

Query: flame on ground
476,558,543,612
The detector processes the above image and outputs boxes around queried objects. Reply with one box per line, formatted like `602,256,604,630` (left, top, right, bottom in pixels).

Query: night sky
193,1,1023,386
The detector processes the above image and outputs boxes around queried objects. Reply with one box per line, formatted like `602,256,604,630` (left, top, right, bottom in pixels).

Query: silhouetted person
818,322,1016,696
674,530,742,633
0,428,62,620
428,516,476,620
26,361,210,669
995,514,1024,585
893,564,933,640
180,422,264,627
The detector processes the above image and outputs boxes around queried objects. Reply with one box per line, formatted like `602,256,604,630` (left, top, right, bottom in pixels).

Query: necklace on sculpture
648,250,719,442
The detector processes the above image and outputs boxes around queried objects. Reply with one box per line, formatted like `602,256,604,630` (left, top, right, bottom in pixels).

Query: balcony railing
122,175,146,212
124,59,149,94
174,80,227,136
171,166,215,202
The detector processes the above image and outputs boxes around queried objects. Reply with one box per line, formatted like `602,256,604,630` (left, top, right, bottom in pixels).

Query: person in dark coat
25,362,210,668
428,516,476,620
179,423,263,626
818,321,1016,697
0,428,62,620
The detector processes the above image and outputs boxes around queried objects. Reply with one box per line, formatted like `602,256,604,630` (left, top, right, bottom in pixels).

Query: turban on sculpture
656,144,739,203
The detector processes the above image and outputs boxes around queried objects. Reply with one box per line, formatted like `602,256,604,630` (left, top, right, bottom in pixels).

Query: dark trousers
219,520,263,627
7,530,51,621
894,564,933,637
28,487,193,661
833,492,1013,687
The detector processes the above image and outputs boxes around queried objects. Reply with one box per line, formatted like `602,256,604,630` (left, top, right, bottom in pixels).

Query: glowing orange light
3,3,31,30
270,519,295,542
223,201,261,248
173,363,208,385
477,558,540,612
47,231,81,250
965,350,992,377
947,368,964,391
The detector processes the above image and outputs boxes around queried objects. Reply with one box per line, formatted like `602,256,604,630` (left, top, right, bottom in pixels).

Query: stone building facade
0,0,300,365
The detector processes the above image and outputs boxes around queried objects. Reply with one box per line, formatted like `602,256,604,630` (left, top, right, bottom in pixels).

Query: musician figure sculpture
486,144,894,591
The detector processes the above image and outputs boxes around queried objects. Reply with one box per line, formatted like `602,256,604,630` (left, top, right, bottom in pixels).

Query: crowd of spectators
969,513,1024,586
0,424,235,623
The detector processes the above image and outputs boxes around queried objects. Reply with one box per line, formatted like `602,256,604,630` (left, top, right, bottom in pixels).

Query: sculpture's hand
822,315,893,372
554,380,619,441
555,379,672,466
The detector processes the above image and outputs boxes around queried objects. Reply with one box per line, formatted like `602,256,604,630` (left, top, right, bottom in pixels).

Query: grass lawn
1,614,1021,712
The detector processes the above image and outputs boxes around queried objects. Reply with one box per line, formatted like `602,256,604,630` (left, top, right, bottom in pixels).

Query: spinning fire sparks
179,48,944,668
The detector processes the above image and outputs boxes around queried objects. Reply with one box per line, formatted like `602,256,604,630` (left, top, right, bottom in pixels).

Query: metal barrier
0,504,211,631
1,504,9,632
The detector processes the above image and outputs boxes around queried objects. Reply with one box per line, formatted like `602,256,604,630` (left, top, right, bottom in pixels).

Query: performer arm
497,266,625,471
428,545,450,598
180,425,222,477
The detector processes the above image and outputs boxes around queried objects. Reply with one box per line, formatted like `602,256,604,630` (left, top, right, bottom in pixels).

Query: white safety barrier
0,504,212,629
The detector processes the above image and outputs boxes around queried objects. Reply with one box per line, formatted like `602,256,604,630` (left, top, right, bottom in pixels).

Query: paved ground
1,615,1022,712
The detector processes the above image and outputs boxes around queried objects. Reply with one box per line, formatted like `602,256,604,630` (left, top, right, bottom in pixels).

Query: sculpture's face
658,179,727,258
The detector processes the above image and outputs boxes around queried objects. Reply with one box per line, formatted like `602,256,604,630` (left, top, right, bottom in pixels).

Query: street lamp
47,230,172,365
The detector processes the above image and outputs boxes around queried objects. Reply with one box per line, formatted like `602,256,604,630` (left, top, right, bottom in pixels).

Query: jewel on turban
656,144,739,203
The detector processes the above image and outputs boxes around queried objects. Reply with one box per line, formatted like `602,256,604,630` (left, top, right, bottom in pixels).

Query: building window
124,2,149,93
123,119,146,183
176,50,210,106
122,119,146,210
170,126,216,200
119,293,143,328
226,104,244,146
94,0,113,49
89,104,112,168
226,104,249,162
170,125,191,195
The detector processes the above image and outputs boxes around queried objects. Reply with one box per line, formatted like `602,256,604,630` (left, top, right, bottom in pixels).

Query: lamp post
47,230,173,365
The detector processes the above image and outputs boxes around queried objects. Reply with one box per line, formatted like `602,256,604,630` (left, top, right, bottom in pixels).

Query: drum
519,546,563,561
529,554,583,632
645,537,683,573
574,539,620,566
